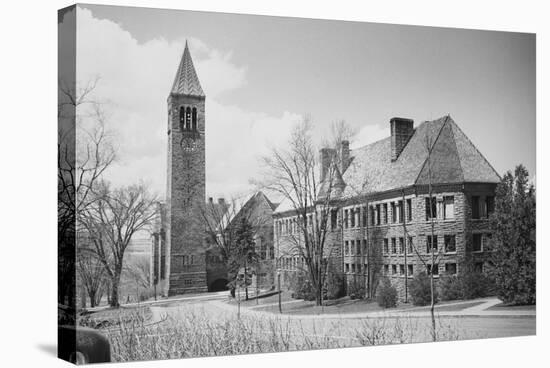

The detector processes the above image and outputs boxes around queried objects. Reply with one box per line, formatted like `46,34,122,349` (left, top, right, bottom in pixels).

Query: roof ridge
413,115,450,185
447,116,465,182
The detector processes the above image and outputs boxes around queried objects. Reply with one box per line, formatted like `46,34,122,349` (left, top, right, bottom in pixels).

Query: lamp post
277,269,282,314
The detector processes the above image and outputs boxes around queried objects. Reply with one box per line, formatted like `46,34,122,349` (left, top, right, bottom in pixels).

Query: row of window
381,263,457,277
275,194,494,237
280,256,305,270
178,106,198,131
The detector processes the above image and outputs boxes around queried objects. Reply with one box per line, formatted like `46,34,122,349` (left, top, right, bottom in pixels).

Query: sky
66,4,535,200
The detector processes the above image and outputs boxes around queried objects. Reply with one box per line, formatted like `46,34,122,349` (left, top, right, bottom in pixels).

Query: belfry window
179,106,185,131
192,107,197,130
185,107,192,130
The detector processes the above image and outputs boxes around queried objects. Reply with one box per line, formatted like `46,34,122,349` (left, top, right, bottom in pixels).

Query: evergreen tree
228,217,259,300
489,164,536,305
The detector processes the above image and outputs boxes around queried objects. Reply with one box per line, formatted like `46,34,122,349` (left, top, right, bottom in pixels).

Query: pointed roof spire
170,40,205,97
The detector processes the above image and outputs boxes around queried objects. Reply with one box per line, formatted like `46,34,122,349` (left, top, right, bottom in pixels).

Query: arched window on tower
192,107,197,131
185,107,192,130
179,106,185,131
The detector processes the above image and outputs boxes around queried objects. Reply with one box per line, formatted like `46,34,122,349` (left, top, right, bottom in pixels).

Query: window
406,198,412,222
443,196,455,219
179,106,185,130
407,264,413,277
362,239,367,255
350,208,356,228
344,241,349,255
370,206,375,226
427,264,439,276
444,235,456,253
399,264,405,276
392,264,397,275
486,196,495,217
407,236,414,254
482,233,493,250
399,237,404,254
445,263,457,275
426,235,438,253
192,107,197,130
345,263,350,273
425,197,437,220
391,202,396,223
344,209,349,229
357,264,362,273
376,204,381,225
350,240,355,255
474,262,483,273
398,200,404,223
384,264,389,275
391,238,397,254
331,210,338,230
184,279,192,285
472,233,482,252
383,203,388,224
356,240,361,255
471,196,480,219
383,238,389,254
351,264,356,273
185,106,192,130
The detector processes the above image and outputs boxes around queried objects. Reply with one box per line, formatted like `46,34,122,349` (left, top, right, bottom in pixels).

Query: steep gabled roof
341,115,500,199
170,41,205,97
273,115,500,214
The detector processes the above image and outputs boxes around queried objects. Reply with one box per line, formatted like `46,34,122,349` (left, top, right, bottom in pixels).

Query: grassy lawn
486,303,536,312
247,296,489,315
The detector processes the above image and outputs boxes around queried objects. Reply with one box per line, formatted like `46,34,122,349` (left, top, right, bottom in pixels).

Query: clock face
181,137,198,153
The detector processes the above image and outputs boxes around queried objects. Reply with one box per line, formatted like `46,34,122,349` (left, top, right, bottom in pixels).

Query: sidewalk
209,297,536,320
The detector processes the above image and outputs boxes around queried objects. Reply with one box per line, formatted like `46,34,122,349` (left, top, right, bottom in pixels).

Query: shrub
439,269,496,301
290,272,315,301
324,272,345,300
439,276,462,301
409,272,438,306
348,279,366,300
376,278,397,308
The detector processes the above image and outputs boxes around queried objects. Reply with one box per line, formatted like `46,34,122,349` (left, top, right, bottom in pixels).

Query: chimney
320,148,335,181
390,117,414,161
339,140,350,172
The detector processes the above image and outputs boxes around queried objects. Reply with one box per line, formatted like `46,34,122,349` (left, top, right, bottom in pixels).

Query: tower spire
170,40,205,97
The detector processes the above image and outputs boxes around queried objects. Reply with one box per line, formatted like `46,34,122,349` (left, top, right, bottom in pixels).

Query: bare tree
77,245,108,308
259,116,348,306
124,256,151,302
58,77,116,308
80,182,157,307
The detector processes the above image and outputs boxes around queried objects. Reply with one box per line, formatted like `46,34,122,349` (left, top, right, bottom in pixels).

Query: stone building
150,43,276,295
273,116,500,300
207,192,277,291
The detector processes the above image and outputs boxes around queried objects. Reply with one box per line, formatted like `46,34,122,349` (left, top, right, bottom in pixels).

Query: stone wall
166,94,208,295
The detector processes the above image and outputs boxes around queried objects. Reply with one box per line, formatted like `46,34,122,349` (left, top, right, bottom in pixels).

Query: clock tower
165,41,207,295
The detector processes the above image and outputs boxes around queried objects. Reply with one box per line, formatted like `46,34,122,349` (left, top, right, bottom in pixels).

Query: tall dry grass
99,305,483,362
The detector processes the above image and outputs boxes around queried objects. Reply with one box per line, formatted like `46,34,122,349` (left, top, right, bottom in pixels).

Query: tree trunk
109,271,121,308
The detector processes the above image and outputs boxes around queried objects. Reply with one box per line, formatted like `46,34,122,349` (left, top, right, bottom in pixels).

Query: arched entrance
209,278,229,292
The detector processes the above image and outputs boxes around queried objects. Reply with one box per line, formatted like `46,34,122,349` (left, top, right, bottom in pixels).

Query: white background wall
0,0,547,367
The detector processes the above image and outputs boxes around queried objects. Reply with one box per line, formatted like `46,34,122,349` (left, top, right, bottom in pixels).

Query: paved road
147,294,535,345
